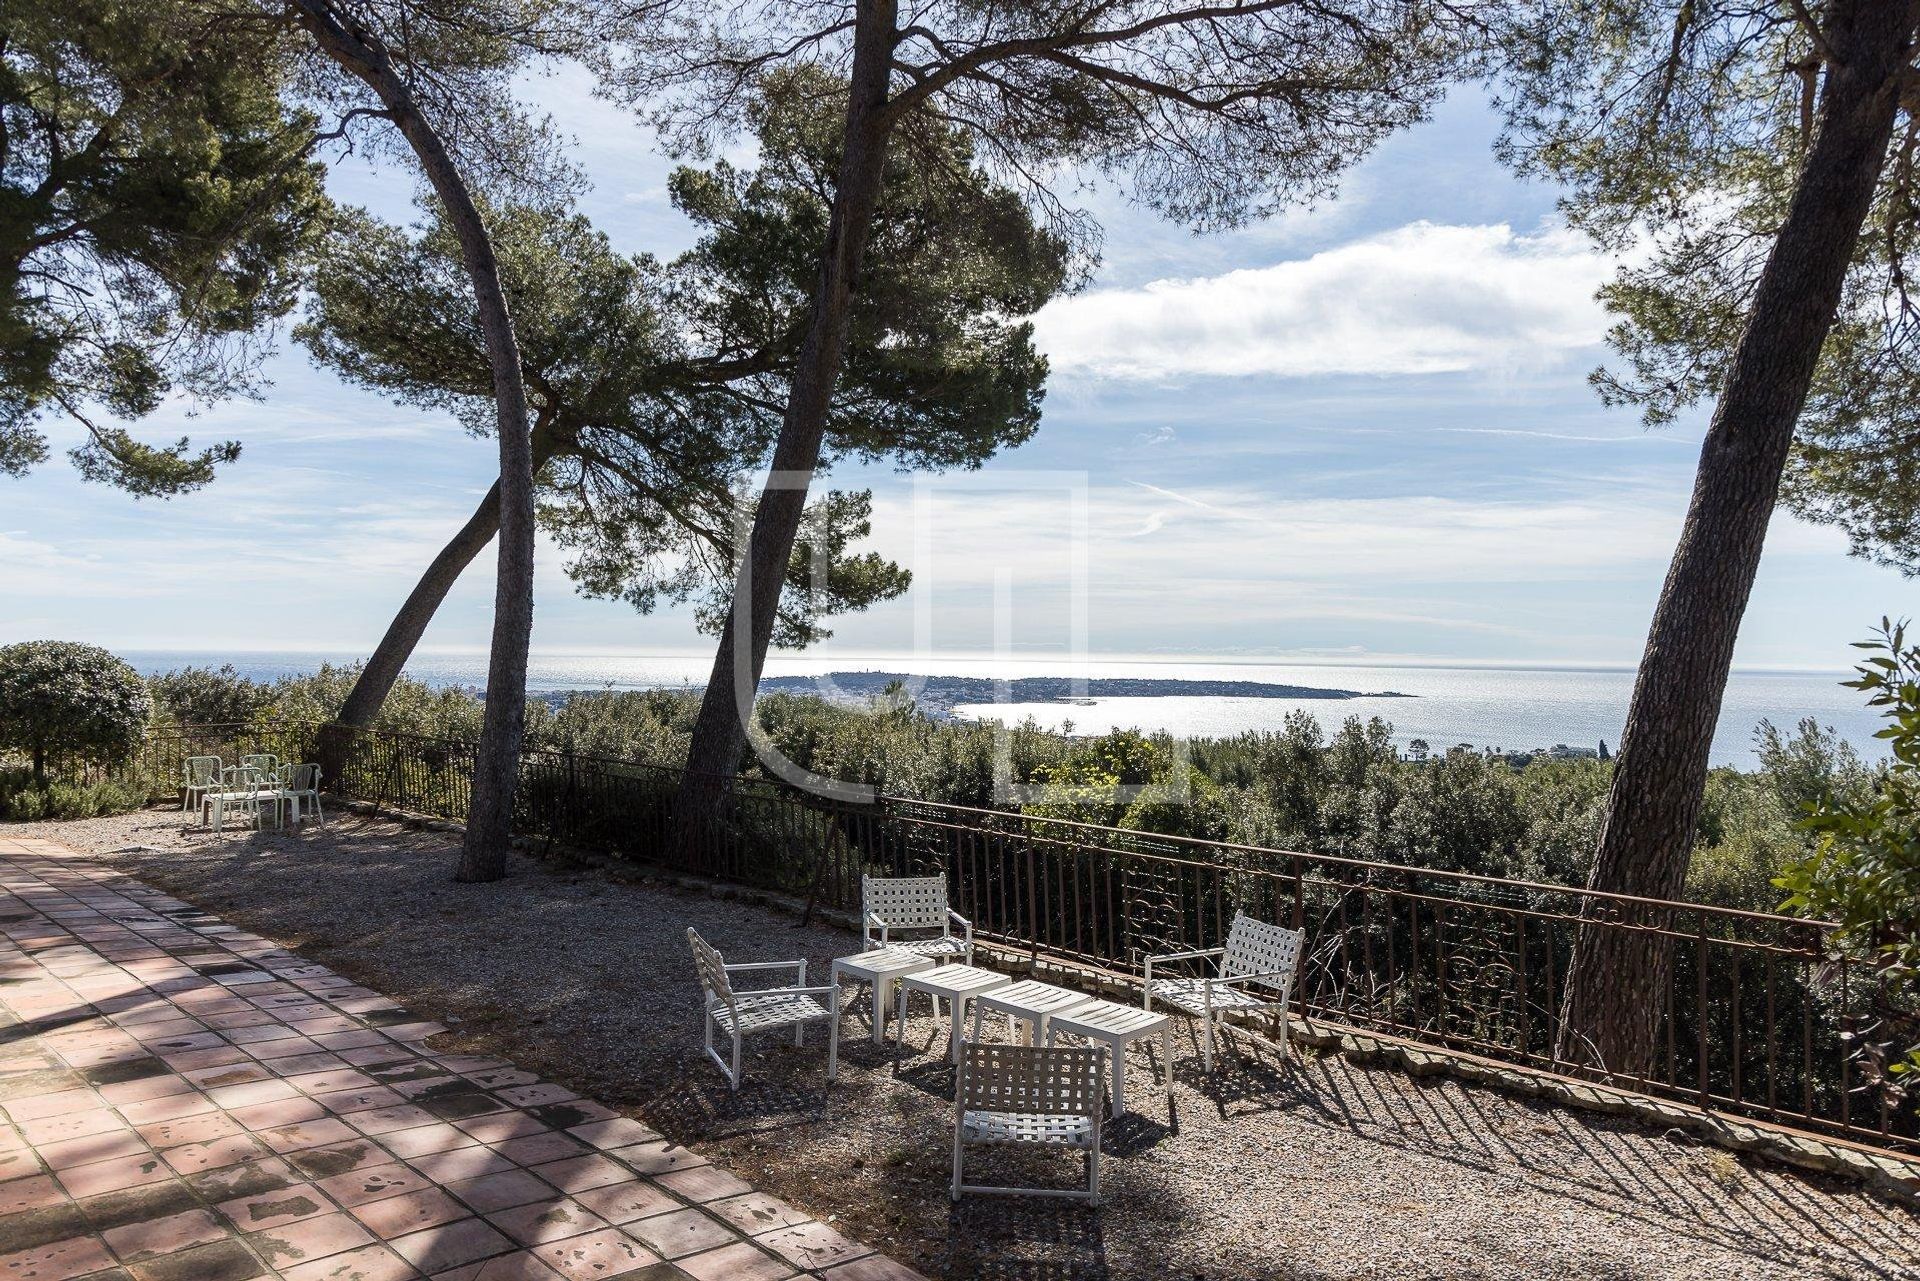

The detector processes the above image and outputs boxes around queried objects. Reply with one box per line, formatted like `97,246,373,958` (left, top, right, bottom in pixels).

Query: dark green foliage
0,0,329,495
1780,621,1920,1091
1494,1,1920,572
297,73,1067,647
0,642,150,782
0,768,144,820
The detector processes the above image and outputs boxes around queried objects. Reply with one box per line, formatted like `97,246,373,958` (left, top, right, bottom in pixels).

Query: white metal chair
279,763,324,827
201,765,270,833
688,928,836,1090
951,1042,1104,1203
181,756,222,813
240,752,280,778
862,874,972,962
1143,911,1305,1071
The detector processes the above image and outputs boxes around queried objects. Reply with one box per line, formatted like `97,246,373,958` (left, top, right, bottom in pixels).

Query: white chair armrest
866,911,891,945
1143,946,1225,984
948,909,972,944
734,984,837,1000
722,960,807,972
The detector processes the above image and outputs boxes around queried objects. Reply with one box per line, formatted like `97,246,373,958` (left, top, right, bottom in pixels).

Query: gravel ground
20,807,1920,1281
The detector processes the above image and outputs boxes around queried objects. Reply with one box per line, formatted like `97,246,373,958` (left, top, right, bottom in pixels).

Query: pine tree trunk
1557,0,1920,1075
670,0,900,855
320,435,558,782
290,0,538,884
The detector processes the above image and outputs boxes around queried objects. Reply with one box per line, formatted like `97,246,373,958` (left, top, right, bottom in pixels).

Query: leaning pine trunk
289,0,538,883
1557,0,1920,1075
321,435,559,782
670,0,900,855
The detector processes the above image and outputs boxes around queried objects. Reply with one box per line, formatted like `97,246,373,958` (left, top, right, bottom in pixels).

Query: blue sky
3,69,1913,671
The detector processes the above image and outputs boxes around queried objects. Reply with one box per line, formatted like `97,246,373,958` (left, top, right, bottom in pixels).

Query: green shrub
0,641,150,782
0,767,145,821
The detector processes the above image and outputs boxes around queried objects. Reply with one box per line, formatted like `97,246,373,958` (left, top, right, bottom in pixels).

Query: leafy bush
0,641,150,782
0,768,145,821
1779,620,1920,1093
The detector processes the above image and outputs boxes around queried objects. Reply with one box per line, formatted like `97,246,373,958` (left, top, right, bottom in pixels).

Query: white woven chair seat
1146,976,1278,1016
961,1109,1096,1149
879,936,970,958
712,992,832,1036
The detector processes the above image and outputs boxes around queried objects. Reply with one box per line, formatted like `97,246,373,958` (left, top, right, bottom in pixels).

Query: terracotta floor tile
0,1232,114,1281
352,1106,439,1137
101,1206,229,1261
442,1170,552,1215
485,1198,609,1248
206,1079,298,1110
428,1245,565,1280
39,1128,150,1171
315,1161,431,1210
531,1226,661,1279
705,1192,810,1237
754,1221,875,1272
653,1167,751,1205
181,1157,300,1205
678,1241,797,1281
19,1109,125,1146
351,1188,469,1240
160,1133,269,1175
117,1093,213,1126
56,1150,170,1198
565,1181,676,1227
491,1136,585,1170
254,1118,360,1155
607,1143,706,1178
218,1182,337,1232
525,1155,627,1196
135,1111,242,1150
388,1217,514,1273
183,1063,272,1090
279,1242,419,1281
622,1209,740,1261
4,1089,103,1121
124,1235,266,1281
248,1209,376,1268
379,1125,477,1160
0,1173,66,1215
443,1117,545,1151
228,1097,326,1132
559,1120,658,1152
312,1087,407,1116
404,1149,514,1185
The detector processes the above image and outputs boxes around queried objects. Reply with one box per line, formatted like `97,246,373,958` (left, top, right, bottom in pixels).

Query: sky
4,66,1914,672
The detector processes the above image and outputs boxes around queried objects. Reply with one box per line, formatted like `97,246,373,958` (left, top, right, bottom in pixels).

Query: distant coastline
755,670,1411,719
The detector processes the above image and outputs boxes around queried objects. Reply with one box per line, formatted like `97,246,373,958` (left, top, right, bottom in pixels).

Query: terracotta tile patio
0,834,920,1281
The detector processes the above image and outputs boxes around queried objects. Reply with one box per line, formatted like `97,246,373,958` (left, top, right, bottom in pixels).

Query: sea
121,650,1887,770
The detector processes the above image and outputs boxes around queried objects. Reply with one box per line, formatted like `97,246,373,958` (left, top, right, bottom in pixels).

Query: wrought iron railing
93,721,1919,1157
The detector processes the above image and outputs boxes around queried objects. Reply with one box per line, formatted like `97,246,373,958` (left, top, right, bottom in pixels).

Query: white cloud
1032,222,1616,381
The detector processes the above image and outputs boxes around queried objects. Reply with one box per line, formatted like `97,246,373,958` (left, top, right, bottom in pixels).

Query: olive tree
0,642,151,784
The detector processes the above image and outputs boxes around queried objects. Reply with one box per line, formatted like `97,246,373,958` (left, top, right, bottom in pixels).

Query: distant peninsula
755,670,1411,719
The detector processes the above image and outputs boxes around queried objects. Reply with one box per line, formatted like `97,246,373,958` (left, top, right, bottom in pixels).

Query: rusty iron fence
103,721,1918,1158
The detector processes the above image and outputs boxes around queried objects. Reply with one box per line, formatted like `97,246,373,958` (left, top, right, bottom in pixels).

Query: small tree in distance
0,642,151,785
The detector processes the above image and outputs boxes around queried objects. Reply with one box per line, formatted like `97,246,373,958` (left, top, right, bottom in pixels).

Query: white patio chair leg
894,983,908,1063
948,997,965,1065
971,999,985,1049
1162,1023,1173,1095
1111,1042,1128,1118
1202,1013,1215,1073
827,982,842,1084
730,1029,742,1090
951,1125,965,1201
871,979,887,1046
